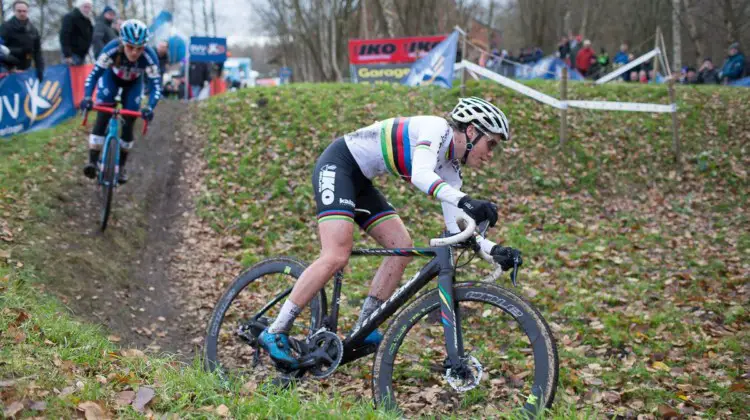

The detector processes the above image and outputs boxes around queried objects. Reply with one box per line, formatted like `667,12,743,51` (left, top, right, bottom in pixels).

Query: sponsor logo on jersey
319,164,337,205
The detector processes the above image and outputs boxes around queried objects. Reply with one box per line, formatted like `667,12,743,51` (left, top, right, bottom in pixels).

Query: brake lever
510,257,520,287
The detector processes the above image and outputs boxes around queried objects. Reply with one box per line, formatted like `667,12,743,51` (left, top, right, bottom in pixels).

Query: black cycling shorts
312,138,398,232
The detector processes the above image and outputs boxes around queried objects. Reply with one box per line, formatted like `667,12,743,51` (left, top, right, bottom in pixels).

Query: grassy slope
194,80,748,418
0,122,390,418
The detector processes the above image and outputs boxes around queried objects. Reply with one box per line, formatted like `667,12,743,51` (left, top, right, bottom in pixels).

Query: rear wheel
99,137,118,231
373,282,558,417
204,257,326,384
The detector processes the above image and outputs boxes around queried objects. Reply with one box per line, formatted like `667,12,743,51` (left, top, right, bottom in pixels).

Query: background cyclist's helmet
120,19,150,47
451,97,510,140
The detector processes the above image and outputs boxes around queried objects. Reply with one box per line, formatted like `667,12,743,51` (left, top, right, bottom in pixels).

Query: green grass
1,80,748,418
193,81,749,417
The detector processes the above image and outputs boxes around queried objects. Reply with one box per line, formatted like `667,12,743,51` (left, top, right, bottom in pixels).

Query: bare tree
210,0,216,36
202,0,209,35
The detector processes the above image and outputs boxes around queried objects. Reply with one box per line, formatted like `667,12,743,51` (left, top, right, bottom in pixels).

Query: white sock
267,300,302,334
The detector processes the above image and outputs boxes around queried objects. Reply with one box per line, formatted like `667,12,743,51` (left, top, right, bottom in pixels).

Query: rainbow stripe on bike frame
438,284,454,327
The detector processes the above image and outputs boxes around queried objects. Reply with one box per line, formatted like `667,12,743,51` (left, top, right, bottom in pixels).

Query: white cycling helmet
451,97,510,140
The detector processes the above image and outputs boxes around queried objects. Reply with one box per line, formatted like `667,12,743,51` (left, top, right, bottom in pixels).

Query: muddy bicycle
204,216,558,416
81,99,148,231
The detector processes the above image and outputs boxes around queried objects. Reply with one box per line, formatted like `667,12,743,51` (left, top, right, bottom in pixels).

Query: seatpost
327,270,344,334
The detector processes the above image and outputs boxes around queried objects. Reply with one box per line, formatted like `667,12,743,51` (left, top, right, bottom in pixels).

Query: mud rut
46,101,234,357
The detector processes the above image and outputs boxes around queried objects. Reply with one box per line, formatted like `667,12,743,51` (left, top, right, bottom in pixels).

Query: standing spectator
92,6,117,57
0,1,44,80
156,40,169,75
188,60,210,99
558,35,570,62
597,48,609,68
569,34,583,64
60,0,93,65
697,58,719,84
575,39,595,76
682,67,698,84
587,56,603,80
719,42,745,84
614,43,629,66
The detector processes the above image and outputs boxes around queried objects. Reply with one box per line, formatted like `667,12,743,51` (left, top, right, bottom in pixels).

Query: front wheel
373,282,558,417
99,136,118,231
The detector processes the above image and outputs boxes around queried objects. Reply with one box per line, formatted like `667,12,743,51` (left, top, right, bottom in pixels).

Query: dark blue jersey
84,38,161,109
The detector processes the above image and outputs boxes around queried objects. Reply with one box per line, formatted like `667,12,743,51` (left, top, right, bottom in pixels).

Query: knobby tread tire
372,281,558,415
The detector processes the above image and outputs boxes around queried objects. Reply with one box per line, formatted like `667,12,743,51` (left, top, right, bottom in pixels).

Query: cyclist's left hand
141,107,154,121
490,246,523,271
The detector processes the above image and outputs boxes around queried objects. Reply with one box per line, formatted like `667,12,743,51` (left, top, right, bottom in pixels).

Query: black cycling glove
458,195,498,227
490,246,523,271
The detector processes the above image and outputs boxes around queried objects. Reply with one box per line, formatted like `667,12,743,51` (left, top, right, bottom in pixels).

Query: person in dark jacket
719,42,745,84
92,6,117,57
156,40,169,75
0,1,44,80
697,58,719,84
188,61,210,99
59,0,93,65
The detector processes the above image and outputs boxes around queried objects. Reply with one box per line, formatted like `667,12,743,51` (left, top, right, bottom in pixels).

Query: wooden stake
560,67,568,146
653,27,661,79
667,78,681,166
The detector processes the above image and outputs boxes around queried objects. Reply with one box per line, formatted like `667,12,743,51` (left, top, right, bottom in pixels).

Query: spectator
569,34,583,64
188,60,210,99
638,69,649,83
597,48,609,68
558,35,570,62
92,6,117,57
629,70,639,83
614,43,629,66
684,67,698,84
575,39,595,76
0,37,20,73
60,0,93,65
697,58,719,84
587,55,603,80
156,40,169,75
719,42,745,84
0,1,44,80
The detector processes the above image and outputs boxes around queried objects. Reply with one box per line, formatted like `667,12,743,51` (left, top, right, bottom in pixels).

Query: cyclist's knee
121,117,136,143
318,251,349,273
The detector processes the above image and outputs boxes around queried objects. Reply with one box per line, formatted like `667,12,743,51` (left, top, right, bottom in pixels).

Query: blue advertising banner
148,10,173,44
402,31,458,89
189,37,228,63
0,65,76,138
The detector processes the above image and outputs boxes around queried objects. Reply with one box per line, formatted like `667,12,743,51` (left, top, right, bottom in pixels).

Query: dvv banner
0,65,76,138
189,37,227,62
402,31,458,89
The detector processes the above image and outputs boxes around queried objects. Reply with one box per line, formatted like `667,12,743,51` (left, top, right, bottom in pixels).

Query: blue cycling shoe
258,329,299,368
363,329,383,346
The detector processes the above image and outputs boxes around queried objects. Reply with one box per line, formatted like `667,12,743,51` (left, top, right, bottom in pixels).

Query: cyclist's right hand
458,195,498,227
79,97,93,111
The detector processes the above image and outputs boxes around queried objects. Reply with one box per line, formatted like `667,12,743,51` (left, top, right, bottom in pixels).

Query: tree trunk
360,0,369,38
143,0,149,21
211,0,217,36
380,0,400,36
0,0,5,21
202,0,209,35
119,0,126,18
190,0,196,33
672,0,682,69
681,0,704,64
330,1,343,82
579,0,589,37
723,0,736,44
372,0,392,37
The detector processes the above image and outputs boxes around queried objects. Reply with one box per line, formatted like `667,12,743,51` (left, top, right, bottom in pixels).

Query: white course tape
595,48,660,85
568,100,676,113
461,60,565,109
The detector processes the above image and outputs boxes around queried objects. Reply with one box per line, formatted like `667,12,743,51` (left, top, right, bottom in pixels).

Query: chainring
307,330,343,379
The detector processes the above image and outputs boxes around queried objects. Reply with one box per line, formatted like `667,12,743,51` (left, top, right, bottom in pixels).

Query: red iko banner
348,35,448,64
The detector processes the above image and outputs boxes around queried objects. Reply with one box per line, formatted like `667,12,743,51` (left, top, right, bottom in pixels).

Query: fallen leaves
3,401,24,418
132,386,155,412
78,401,109,420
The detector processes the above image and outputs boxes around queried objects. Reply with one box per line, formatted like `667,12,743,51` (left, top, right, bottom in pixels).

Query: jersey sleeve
84,39,119,99
409,119,466,206
142,47,162,109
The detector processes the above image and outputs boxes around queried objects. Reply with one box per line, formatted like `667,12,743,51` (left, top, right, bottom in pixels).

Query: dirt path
35,101,225,357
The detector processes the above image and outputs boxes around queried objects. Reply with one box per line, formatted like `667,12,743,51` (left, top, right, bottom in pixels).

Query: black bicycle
81,101,148,231
204,217,558,416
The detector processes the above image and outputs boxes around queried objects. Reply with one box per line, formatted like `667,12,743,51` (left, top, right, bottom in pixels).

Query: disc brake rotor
445,355,483,392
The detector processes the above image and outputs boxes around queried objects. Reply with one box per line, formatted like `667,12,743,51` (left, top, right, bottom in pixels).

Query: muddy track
38,100,210,357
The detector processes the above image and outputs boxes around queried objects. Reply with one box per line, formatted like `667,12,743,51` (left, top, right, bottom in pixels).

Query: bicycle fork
436,247,466,371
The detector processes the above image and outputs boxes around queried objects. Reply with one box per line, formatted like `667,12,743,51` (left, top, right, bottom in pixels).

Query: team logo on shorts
319,164,337,205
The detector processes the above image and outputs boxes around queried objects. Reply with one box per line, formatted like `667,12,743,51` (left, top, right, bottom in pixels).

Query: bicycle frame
251,244,471,369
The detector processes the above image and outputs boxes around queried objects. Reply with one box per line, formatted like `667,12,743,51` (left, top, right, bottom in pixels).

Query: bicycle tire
99,137,118,231
372,282,558,416
204,257,327,377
